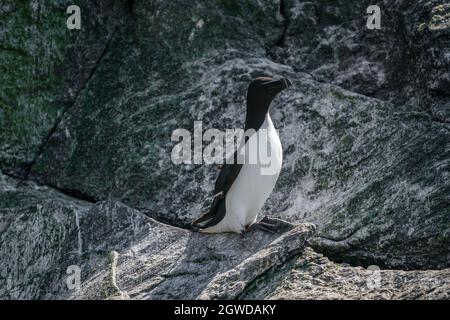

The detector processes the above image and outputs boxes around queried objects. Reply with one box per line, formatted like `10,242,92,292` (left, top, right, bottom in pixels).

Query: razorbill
192,76,292,233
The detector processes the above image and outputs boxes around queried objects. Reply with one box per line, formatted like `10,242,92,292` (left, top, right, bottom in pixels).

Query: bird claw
245,216,295,234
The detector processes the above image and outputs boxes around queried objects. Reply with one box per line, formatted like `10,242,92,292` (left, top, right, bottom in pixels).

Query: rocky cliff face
1,0,449,299
2,174,449,299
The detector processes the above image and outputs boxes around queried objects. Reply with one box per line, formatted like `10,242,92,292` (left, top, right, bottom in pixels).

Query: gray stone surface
241,247,450,300
0,175,315,299
71,201,315,300
0,174,90,299
281,0,450,109
2,176,449,300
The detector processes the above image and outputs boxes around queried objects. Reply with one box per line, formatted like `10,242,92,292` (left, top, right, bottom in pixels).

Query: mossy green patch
0,0,126,169
0,1,71,168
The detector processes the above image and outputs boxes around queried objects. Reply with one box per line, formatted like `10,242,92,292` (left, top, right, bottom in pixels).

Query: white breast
203,114,282,233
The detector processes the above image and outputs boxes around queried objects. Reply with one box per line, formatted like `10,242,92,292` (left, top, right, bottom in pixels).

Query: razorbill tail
192,77,292,233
